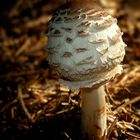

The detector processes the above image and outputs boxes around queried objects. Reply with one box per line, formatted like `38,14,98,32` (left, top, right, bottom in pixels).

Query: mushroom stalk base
81,86,106,140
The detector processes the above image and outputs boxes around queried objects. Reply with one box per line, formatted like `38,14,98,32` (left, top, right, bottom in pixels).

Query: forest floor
0,0,140,139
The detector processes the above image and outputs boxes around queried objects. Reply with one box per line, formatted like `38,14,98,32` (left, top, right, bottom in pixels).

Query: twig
18,85,34,122
45,106,74,117
63,132,72,140
0,98,17,113
120,121,140,131
125,131,140,139
107,117,118,139
113,96,140,114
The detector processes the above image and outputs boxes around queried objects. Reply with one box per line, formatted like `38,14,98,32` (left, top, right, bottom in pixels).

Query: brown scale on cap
55,17,62,23
76,48,88,53
78,21,92,27
66,37,73,43
77,56,94,65
80,14,87,19
51,29,62,37
72,15,81,20
86,9,100,15
51,63,59,68
62,27,72,32
88,11,109,20
88,38,107,44
62,52,73,57
78,31,91,37
95,17,117,29
64,17,73,22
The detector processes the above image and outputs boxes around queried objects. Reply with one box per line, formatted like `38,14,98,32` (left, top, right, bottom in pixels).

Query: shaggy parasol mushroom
46,0,126,139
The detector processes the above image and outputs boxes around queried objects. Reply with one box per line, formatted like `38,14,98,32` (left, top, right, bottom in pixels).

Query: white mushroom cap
46,8,126,89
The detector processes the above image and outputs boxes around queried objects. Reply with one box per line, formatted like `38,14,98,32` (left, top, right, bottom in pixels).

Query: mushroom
46,0,126,139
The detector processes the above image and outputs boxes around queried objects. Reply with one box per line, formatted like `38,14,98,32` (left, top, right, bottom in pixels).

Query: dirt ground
0,0,140,139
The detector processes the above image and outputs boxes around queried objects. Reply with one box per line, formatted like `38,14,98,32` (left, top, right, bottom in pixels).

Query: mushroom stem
81,85,107,140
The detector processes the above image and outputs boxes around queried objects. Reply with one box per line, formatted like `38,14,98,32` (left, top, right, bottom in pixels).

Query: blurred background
0,0,140,139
